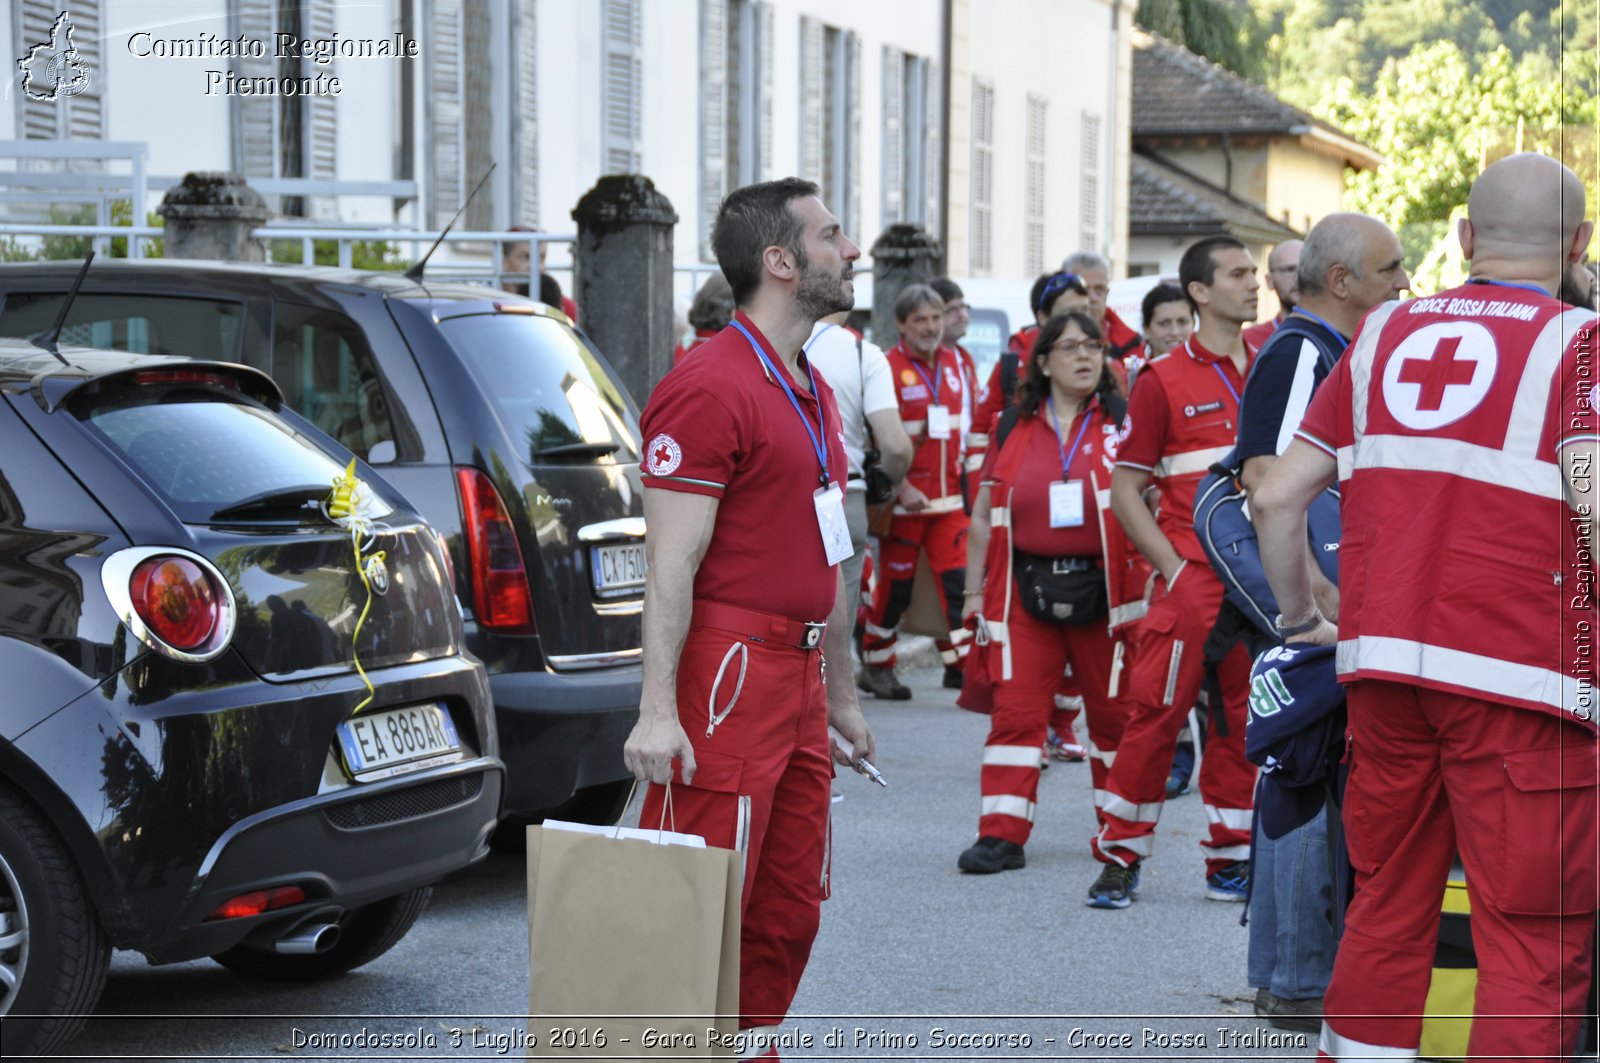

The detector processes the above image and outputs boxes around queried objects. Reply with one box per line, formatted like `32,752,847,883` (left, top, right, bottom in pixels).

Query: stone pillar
156,172,271,261
869,224,944,347
571,175,679,404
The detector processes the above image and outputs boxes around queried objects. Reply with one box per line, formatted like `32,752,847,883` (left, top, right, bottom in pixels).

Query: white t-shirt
803,322,898,486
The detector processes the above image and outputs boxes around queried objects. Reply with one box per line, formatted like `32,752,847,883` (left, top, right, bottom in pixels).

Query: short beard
795,258,853,319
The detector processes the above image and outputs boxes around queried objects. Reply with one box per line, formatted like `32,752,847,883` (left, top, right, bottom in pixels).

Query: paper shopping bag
527,820,741,1058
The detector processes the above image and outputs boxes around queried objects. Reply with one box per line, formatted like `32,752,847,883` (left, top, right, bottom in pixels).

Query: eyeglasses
1050,339,1106,356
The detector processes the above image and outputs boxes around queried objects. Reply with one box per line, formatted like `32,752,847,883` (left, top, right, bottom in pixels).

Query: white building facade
4,0,1133,286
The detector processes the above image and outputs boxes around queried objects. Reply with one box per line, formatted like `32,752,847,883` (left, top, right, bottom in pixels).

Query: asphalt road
67,664,1313,1063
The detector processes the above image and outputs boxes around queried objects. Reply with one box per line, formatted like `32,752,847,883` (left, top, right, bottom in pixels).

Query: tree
1137,0,1264,81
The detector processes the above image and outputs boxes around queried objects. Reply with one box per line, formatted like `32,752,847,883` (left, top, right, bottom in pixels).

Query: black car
0,339,502,1057
0,262,645,827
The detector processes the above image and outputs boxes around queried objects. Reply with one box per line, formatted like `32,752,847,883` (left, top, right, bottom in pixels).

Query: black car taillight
455,467,536,634
100,547,237,662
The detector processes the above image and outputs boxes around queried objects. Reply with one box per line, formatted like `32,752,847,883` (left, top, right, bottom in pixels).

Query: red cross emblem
1381,322,1496,431
1397,336,1477,411
645,433,683,476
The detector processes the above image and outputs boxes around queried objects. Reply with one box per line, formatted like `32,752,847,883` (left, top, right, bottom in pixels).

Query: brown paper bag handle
608,778,678,842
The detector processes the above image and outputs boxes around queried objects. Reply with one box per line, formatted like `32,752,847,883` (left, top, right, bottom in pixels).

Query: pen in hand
827,726,888,787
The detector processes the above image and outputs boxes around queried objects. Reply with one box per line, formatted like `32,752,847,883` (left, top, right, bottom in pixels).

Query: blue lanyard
907,349,942,402
1288,308,1348,344
1208,358,1242,406
1046,395,1095,481
1468,277,1551,297
732,319,831,488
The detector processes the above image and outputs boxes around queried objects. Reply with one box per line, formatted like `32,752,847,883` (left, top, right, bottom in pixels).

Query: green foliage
11,200,163,261
268,238,410,272
1138,0,1265,81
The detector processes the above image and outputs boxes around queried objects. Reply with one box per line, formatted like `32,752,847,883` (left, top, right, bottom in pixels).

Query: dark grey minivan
0,262,645,826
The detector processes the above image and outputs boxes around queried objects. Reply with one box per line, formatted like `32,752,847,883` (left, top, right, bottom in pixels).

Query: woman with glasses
955,312,1142,874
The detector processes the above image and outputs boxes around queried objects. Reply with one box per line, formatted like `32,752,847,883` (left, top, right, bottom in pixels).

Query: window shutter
699,0,728,259
880,46,904,226
755,1,774,180
462,3,494,228
17,1,59,139
1080,110,1102,253
514,0,539,225
921,59,941,236
798,16,824,186
230,0,278,179
1025,95,1047,276
970,79,994,273
305,0,338,217
429,0,465,227
601,0,643,174
845,31,861,238
61,0,103,143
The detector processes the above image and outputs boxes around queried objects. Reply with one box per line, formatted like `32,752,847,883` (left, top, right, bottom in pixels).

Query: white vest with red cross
1329,283,1597,727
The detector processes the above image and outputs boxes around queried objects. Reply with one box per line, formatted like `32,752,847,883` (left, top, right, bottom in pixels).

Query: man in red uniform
1254,152,1598,1061
623,177,877,1056
1242,239,1303,349
929,276,983,496
1063,250,1144,361
860,285,974,694
1086,235,1261,908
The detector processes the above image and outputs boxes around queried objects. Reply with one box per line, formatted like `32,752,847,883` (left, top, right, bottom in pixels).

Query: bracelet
1274,610,1326,638
963,590,983,598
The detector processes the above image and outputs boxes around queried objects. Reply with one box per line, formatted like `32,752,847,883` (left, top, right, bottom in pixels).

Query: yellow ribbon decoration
324,459,388,715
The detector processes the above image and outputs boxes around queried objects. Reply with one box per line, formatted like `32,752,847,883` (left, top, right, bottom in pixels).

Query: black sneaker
857,665,912,701
1086,861,1140,908
943,664,965,689
1205,859,1250,902
1253,988,1323,1034
957,836,1026,874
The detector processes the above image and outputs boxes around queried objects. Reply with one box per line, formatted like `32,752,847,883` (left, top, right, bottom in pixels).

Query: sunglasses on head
1038,271,1087,313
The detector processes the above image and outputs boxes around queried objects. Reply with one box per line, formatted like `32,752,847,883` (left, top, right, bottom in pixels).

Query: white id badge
926,406,952,439
1049,480,1085,528
814,483,854,566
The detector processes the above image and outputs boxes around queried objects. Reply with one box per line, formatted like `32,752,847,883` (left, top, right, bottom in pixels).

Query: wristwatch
1274,611,1326,638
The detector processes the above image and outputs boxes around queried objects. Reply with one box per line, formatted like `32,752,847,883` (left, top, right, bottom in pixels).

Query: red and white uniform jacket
978,401,1147,679
1116,337,1254,563
887,343,968,514
1295,283,1600,728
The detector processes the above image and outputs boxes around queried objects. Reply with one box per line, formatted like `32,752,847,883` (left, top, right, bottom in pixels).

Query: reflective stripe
1318,1023,1416,1058
1204,805,1254,831
1093,787,1110,807
1095,825,1155,859
1087,742,1117,767
983,619,1010,645
1337,635,1592,719
864,620,897,639
988,505,1011,528
1348,435,1566,500
1094,488,1112,508
964,454,985,472
862,646,896,664
1162,639,1185,707
1109,599,1148,627
980,794,1036,821
983,744,1045,767
1099,792,1163,824
967,431,990,448
897,494,964,515
949,626,972,645
1205,842,1252,860
1154,445,1232,479
1054,693,1085,711
1345,300,1405,442
902,419,926,435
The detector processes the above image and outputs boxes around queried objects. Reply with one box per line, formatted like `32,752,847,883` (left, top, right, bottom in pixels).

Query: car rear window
435,312,641,465
77,389,348,524
0,292,245,361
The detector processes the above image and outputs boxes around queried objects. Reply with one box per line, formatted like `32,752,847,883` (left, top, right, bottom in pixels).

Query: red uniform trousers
862,509,970,668
979,585,1129,843
1318,681,1598,1062
641,605,833,1034
1091,563,1254,874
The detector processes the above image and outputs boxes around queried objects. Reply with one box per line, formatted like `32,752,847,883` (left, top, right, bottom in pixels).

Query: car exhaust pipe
273,922,341,954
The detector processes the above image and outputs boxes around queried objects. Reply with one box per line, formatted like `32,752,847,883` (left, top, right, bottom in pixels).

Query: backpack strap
993,404,1024,452
1000,351,1019,403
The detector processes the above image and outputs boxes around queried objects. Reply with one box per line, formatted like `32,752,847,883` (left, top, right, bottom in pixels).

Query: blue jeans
1247,802,1337,1000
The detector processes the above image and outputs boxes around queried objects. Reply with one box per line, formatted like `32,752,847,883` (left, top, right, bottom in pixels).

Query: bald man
1243,239,1303,349
1252,154,1598,1059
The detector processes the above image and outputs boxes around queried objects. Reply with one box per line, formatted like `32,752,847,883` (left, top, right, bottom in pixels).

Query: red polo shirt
640,310,849,621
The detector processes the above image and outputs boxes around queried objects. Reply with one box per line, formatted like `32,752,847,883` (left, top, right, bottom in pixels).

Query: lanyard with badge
732,320,853,567
909,350,953,440
1044,395,1094,528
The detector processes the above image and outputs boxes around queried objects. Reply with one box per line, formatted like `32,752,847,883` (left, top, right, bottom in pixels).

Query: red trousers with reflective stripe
1091,563,1254,874
640,616,833,1032
978,587,1129,844
863,509,969,667
1317,681,1597,1062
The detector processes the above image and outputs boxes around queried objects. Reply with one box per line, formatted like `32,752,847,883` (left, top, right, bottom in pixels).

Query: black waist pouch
1012,551,1105,625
